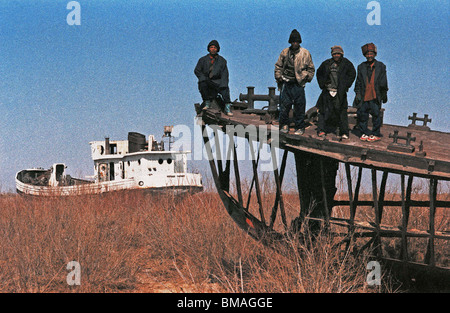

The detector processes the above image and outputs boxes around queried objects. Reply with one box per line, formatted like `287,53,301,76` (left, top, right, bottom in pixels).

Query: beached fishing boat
15,128,203,196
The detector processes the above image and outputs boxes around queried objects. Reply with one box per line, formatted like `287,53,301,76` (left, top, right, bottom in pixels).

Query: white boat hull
16,172,203,197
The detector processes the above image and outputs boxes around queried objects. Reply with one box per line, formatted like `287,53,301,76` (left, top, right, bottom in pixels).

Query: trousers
357,100,382,136
279,82,306,130
198,81,231,103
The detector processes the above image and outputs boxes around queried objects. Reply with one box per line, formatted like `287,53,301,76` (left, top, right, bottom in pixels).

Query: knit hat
288,29,302,44
361,43,377,56
331,45,344,55
207,40,220,52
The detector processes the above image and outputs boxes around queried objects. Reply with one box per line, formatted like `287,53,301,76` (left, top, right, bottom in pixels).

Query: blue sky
0,0,449,191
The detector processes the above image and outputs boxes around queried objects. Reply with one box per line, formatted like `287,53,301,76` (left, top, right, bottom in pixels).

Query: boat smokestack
163,126,174,151
105,137,110,155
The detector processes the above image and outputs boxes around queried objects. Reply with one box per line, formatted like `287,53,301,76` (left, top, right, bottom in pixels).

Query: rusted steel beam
344,164,355,223
343,163,356,252
313,217,450,240
269,149,288,230
212,127,229,192
201,124,225,200
320,159,331,226
245,144,260,211
378,171,389,222
333,199,449,208
425,179,438,266
270,145,287,230
248,138,266,225
353,167,363,220
230,139,243,206
400,174,409,263
371,169,383,257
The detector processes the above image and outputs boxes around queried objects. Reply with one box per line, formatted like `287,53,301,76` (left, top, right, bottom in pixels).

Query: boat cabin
89,131,189,183
17,163,67,187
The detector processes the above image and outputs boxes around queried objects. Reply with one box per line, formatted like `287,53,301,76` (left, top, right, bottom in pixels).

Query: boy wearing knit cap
353,43,388,142
275,29,315,135
315,45,356,139
194,40,233,116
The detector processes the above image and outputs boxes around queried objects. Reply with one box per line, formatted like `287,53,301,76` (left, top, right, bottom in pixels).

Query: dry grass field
0,180,448,293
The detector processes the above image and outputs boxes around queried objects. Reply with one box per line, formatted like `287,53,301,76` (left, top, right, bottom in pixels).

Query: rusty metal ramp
195,88,449,285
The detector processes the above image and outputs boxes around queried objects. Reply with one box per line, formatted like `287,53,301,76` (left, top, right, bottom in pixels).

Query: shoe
318,131,326,137
360,134,369,141
224,103,233,116
280,125,289,133
341,134,349,139
202,100,211,110
294,128,305,135
368,135,381,142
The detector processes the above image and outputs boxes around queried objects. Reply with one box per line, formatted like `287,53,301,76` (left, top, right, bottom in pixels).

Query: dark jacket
194,54,229,89
353,59,388,106
316,57,356,110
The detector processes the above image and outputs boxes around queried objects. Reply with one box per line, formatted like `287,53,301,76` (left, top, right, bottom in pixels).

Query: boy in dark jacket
194,40,233,116
316,45,356,138
353,43,388,142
